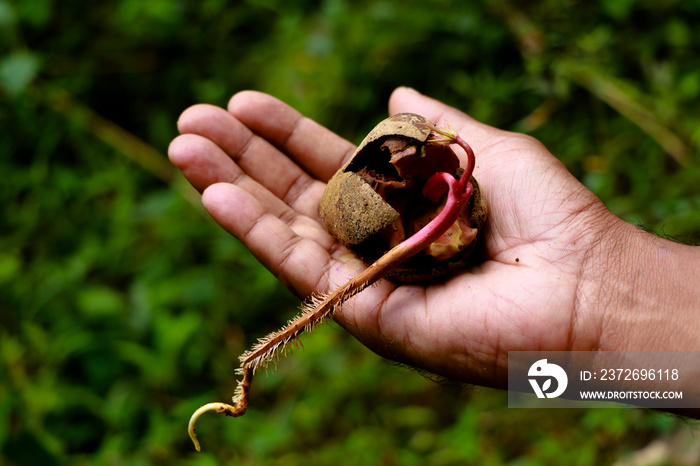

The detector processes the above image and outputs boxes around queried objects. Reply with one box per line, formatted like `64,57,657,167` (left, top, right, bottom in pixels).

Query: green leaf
0,252,20,285
0,0,16,29
0,51,40,96
77,286,125,317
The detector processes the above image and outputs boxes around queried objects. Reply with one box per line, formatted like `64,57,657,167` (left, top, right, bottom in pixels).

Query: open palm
169,88,617,389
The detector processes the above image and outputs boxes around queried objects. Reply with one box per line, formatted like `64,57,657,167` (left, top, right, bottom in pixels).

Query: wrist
585,219,700,351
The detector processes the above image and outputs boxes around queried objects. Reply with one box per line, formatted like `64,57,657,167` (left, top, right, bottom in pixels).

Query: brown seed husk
319,113,487,283
318,171,400,246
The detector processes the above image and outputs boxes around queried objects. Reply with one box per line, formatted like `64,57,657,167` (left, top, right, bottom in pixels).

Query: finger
201,182,335,297
169,133,311,224
168,133,238,192
228,91,356,182
176,103,328,220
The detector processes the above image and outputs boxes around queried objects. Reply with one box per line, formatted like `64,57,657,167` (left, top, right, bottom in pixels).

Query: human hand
169,87,700,389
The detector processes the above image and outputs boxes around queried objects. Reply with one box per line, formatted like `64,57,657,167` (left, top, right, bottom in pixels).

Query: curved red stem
399,130,476,255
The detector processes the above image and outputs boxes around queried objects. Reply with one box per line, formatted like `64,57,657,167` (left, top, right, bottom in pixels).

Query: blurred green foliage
2,0,699,464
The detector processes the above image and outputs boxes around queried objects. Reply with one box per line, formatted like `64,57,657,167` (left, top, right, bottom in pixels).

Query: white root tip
188,402,236,452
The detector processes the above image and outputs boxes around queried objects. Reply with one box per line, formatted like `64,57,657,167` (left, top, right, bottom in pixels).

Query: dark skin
169,87,700,406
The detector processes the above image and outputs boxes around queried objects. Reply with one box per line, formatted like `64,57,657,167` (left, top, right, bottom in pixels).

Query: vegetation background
2,0,699,464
